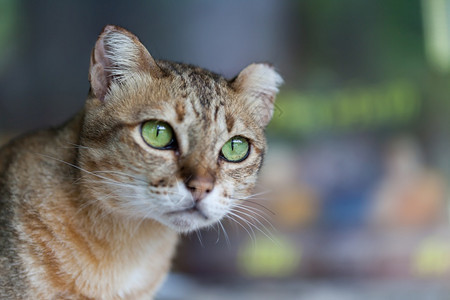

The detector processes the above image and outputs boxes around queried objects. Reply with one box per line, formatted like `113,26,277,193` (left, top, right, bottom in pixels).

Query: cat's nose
186,174,214,203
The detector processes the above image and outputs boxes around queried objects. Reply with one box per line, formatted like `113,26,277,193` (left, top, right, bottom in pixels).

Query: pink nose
185,175,214,203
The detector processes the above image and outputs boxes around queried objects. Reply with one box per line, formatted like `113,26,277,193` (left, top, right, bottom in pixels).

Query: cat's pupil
156,125,161,137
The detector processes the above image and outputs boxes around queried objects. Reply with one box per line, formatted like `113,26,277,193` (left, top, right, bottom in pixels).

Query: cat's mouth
167,204,209,220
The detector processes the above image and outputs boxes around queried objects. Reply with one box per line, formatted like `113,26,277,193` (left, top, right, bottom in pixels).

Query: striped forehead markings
175,102,185,122
225,113,235,133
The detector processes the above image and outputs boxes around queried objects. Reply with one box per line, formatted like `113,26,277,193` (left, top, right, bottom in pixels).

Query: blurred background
2,0,450,299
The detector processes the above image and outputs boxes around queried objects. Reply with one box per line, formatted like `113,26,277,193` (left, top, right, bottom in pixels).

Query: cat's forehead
159,62,261,132
158,61,229,105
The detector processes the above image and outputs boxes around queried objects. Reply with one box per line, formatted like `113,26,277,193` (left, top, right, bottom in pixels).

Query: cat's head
78,25,282,233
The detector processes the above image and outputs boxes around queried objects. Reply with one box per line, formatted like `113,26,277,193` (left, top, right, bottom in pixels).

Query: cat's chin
156,208,221,233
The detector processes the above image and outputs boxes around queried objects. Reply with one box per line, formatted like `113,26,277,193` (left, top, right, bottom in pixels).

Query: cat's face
78,26,282,233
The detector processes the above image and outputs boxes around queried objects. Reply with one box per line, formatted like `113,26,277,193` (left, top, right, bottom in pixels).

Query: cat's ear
231,63,283,127
89,25,162,101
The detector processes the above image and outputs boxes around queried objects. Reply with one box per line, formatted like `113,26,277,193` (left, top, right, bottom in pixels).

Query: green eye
141,120,175,149
221,136,250,162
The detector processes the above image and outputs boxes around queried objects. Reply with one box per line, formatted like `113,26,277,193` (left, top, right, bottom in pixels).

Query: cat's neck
66,192,178,298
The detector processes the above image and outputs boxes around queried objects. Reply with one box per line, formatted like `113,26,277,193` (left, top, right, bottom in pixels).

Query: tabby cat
0,25,282,299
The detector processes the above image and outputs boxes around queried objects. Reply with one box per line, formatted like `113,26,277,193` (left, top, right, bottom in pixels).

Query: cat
0,25,282,299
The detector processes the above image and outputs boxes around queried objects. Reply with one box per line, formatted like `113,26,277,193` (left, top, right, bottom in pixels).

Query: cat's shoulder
0,128,58,174
0,113,83,178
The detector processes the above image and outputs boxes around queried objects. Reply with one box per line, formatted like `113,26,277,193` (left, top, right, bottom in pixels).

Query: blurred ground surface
156,274,450,300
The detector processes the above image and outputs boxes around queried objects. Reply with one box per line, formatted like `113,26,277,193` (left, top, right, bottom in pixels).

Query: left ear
89,25,162,101
231,63,283,127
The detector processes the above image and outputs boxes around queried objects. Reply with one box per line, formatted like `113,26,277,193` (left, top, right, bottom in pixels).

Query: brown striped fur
0,25,282,299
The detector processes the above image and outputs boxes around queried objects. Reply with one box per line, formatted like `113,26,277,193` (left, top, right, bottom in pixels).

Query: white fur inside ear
238,63,283,96
89,26,161,101
102,31,141,80
234,63,283,126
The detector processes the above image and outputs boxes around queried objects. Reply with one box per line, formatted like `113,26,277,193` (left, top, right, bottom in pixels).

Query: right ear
89,25,162,101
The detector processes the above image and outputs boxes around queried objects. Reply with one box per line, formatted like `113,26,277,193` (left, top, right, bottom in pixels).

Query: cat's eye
141,120,175,149
220,136,250,162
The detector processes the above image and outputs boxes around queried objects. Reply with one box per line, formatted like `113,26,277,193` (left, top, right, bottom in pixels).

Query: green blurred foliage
293,0,425,89
268,81,421,138
0,1,20,73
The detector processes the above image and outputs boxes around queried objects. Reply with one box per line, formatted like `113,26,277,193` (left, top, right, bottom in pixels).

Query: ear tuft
232,63,283,127
89,25,160,101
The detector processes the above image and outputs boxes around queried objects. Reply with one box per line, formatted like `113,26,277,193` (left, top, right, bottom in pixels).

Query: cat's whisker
239,190,272,200
36,153,132,188
61,142,92,150
195,229,204,247
80,178,140,190
59,145,88,150
230,209,277,244
95,175,145,187
130,208,155,238
170,176,192,205
72,186,147,219
217,219,231,247
232,201,274,220
73,198,96,217
231,203,277,232
227,211,257,240
187,189,195,205
92,170,147,184
233,198,276,215
72,189,123,218
151,189,182,196
231,203,272,223
230,207,274,237
214,223,220,244
228,210,278,245
225,214,256,246
237,197,271,202
73,196,124,221
174,177,183,191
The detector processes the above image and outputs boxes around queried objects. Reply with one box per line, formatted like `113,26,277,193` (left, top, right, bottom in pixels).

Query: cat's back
0,118,81,299
0,113,82,187
0,128,67,200
0,187,27,299
0,131,50,299
0,129,55,177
